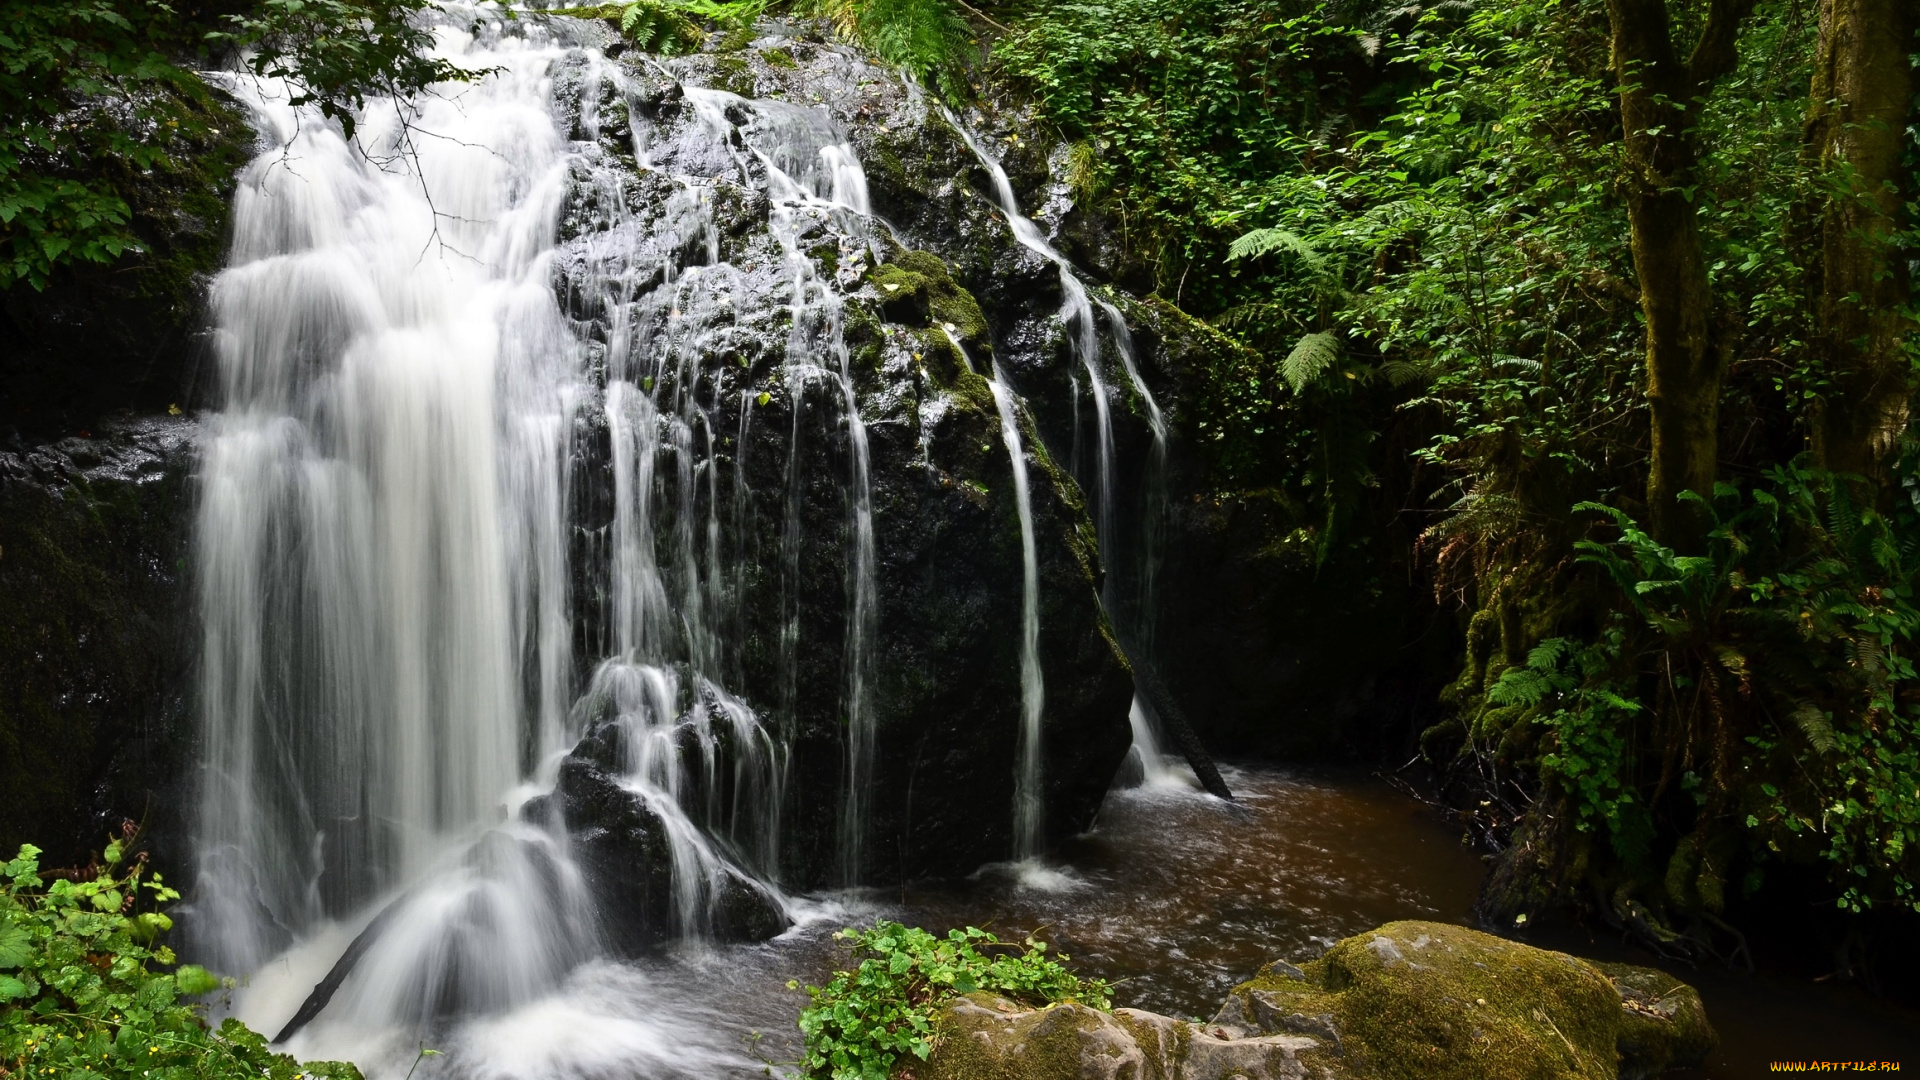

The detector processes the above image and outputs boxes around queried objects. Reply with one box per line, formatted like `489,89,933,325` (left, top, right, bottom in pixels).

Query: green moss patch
868,249,992,385
1215,921,1716,1080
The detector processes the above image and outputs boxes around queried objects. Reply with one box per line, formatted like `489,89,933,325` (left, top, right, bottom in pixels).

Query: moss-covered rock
869,248,993,385
1210,921,1717,1080
1595,963,1716,1080
919,993,1320,1080
919,924,1717,1080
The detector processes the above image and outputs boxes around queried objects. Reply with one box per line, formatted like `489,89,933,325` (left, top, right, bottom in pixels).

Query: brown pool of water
886,764,1920,1074
539,763,1917,1078
892,765,1487,1016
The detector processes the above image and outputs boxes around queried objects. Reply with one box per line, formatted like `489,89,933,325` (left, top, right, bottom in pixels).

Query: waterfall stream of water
984,365,1045,860
191,10,893,1059
950,122,1182,788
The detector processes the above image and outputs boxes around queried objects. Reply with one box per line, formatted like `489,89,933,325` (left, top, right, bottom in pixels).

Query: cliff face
0,87,254,870
0,418,198,869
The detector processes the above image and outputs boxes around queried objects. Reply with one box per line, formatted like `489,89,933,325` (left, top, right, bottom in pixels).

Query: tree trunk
1605,0,1753,547
1806,0,1917,500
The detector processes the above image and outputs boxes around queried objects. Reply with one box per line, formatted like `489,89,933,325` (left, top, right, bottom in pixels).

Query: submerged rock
920,921,1715,1080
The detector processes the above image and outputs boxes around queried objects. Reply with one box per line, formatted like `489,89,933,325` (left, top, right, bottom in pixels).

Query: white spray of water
195,11,886,1065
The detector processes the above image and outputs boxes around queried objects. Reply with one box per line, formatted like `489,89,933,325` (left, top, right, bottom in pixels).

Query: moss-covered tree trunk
1605,0,1753,547
1805,0,1917,500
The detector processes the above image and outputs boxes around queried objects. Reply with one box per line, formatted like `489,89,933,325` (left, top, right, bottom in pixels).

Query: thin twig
954,0,1010,32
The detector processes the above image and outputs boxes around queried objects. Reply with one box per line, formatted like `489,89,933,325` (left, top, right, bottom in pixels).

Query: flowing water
192,6,869,1052
950,122,1179,786
183,8,1920,1076
983,364,1046,860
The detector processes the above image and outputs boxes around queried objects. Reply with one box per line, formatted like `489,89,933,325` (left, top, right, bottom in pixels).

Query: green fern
800,0,970,101
1791,701,1837,755
1227,227,1324,268
1281,331,1341,393
550,3,706,52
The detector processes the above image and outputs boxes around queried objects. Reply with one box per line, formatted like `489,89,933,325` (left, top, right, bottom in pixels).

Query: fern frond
1791,701,1837,755
1487,666,1554,706
1228,227,1323,267
851,0,969,101
1375,359,1427,388
1281,332,1341,393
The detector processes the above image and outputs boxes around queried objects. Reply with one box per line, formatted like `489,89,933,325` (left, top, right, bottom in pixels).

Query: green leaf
1280,333,1341,394
0,923,31,968
174,964,220,997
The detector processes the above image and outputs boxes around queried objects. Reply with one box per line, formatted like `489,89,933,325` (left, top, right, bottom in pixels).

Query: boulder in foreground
915,920,1715,1080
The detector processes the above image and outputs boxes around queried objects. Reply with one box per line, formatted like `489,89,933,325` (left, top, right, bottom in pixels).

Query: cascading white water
984,365,1047,859
675,87,882,883
194,18,584,982
191,9,893,1062
950,122,1181,786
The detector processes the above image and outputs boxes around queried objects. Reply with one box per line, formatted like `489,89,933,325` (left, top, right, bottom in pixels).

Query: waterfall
190,10,896,1053
950,122,1179,785
984,364,1046,859
193,23,585,979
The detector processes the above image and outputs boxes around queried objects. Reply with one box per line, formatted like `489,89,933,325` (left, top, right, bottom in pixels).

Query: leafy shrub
1,0,477,289
549,2,709,53
0,840,362,1080
1486,465,1920,917
805,0,971,101
792,921,1111,1080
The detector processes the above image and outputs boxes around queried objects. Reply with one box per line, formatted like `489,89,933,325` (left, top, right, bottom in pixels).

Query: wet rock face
523,745,789,954
924,922,1716,1080
546,25,1135,891
0,417,198,869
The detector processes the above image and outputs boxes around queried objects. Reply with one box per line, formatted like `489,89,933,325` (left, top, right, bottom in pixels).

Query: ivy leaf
0,975,28,1001
0,923,32,969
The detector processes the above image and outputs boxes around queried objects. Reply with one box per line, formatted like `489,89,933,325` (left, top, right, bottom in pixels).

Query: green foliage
210,0,474,141
0,2,197,288
998,0,1913,938
551,1,710,52
0,841,363,1080
805,0,970,101
1489,635,1652,865
0,0,476,289
1480,466,1920,913
792,921,1111,1080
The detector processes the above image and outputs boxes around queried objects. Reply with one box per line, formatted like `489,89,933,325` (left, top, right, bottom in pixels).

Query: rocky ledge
915,921,1715,1080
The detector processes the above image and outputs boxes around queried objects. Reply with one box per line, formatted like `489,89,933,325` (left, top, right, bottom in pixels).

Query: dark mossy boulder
1595,963,1715,1080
